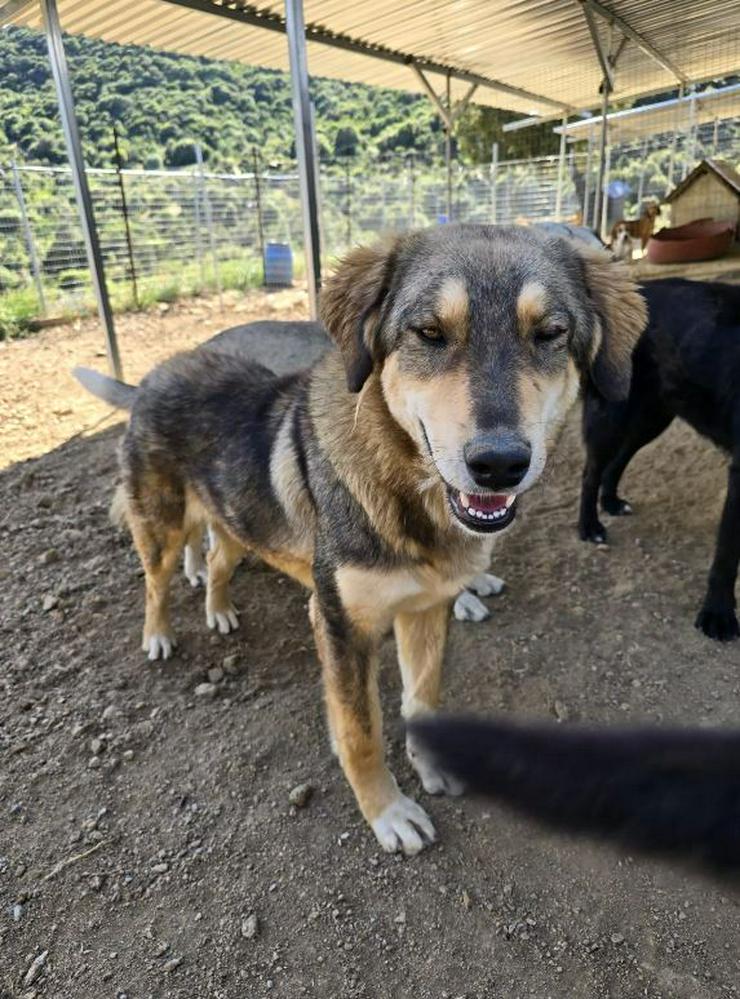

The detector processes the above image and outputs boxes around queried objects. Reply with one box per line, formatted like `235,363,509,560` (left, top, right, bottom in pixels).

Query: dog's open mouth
447,488,517,533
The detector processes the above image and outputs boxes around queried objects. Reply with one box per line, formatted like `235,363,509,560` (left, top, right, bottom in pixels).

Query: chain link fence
1,116,738,327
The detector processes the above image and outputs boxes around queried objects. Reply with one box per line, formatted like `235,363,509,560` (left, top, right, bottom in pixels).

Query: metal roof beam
582,0,689,84
579,0,614,92
160,0,574,112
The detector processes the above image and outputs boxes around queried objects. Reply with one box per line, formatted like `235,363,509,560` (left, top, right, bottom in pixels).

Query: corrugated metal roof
3,0,739,118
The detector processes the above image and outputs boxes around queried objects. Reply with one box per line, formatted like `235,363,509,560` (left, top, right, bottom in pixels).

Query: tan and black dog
75,224,645,855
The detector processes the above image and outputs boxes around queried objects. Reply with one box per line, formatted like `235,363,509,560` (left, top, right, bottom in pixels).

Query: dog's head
321,224,646,537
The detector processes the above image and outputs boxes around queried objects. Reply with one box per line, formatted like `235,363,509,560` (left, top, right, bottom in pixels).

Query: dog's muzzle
447,488,517,534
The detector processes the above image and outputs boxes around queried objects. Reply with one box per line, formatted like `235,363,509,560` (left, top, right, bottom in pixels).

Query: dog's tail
409,715,740,867
73,366,137,410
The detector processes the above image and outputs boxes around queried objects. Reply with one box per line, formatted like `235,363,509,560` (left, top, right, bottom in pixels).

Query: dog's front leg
310,594,436,855
696,451,740,641
395,604,463,796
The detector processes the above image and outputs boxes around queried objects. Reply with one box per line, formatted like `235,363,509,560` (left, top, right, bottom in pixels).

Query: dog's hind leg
205,524,245,634
696,450,740,642
183,522,208,588
395,604,463,796
312,596,435,856
128,512,185,662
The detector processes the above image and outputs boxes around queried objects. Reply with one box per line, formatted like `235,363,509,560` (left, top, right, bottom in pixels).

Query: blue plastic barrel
264,242,293,287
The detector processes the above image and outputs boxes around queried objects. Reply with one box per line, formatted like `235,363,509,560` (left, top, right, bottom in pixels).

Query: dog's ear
576,243,647,401
319,236,401,393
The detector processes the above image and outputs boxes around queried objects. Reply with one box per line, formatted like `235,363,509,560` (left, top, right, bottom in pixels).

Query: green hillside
0,26,557,170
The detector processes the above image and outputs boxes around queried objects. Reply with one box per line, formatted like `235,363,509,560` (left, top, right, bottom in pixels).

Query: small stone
14,862,26,877
241,913,259,939
122,750,135,762
90,738,104,755
101,705,117,721
394,911,406,925
194,683,217,698
207,667,224,685
151,863,169,875
40,548,60,565
154,941,169,957
88,756,101,769
288,783,313,809
23,950,48,986
611,933,625,945
42,594,58,612
461,890,472,910
90,875,104,892
222,653,240,675
553,700,570,722
162,956,182,973
11,902,23,922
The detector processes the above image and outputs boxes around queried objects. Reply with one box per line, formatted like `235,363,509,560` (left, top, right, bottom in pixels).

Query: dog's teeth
505,494,516,508
459,492,470,506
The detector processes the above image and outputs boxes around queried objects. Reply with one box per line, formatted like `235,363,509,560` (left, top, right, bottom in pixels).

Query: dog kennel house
665,159,740,233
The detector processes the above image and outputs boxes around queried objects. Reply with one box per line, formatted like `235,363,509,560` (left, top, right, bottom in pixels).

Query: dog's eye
534,322,568,343
412,326,445,345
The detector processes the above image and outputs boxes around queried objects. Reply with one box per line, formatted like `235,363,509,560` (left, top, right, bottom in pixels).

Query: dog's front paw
467,572,505,597
695,604,739,642
453,589,490,622
143,632,177,661
407,735,464,796
371,794,436,856
602,495,633,517
206,603,240,634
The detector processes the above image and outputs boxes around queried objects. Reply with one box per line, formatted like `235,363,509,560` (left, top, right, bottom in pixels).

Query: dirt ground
2,291,740,999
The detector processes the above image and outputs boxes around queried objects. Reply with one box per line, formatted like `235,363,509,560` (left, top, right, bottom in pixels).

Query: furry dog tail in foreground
73,366,137,410
409,716,740,867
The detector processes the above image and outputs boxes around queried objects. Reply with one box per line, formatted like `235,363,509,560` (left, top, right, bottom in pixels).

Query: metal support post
555,114,568,220
285,0,321,319
595,85,609,237
490,141,499,224
600,144,611,241
41,0,121,377
195,144,222,309
11,160,47,316
445,73,452,222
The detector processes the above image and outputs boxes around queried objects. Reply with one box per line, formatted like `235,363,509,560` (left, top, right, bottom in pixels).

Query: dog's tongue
460,491,508,513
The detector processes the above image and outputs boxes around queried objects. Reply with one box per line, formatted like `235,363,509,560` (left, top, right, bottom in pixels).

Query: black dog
579,277,740,641
410,714,740,870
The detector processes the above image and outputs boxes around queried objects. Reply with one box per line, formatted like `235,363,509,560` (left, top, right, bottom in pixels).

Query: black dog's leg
579,394,630,544
600,408,673,516
696,450,740,642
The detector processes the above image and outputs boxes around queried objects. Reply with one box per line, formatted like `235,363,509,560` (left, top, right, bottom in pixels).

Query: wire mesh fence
0,117,738,324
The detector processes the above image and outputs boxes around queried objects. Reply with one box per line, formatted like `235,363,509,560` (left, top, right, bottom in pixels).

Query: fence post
490,142,499,224
196,144,222,310
344,155,352,248
713,117,720,156
600,145,611,241
636,138,648,210
252,146,266,286
582,129,593,227
112,126,139,309
408,151,416,229
193,164,205,288
555,114,568,220
11,160,47,316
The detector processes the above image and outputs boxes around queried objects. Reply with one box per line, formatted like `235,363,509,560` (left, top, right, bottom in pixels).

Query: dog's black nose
464,433,531,490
